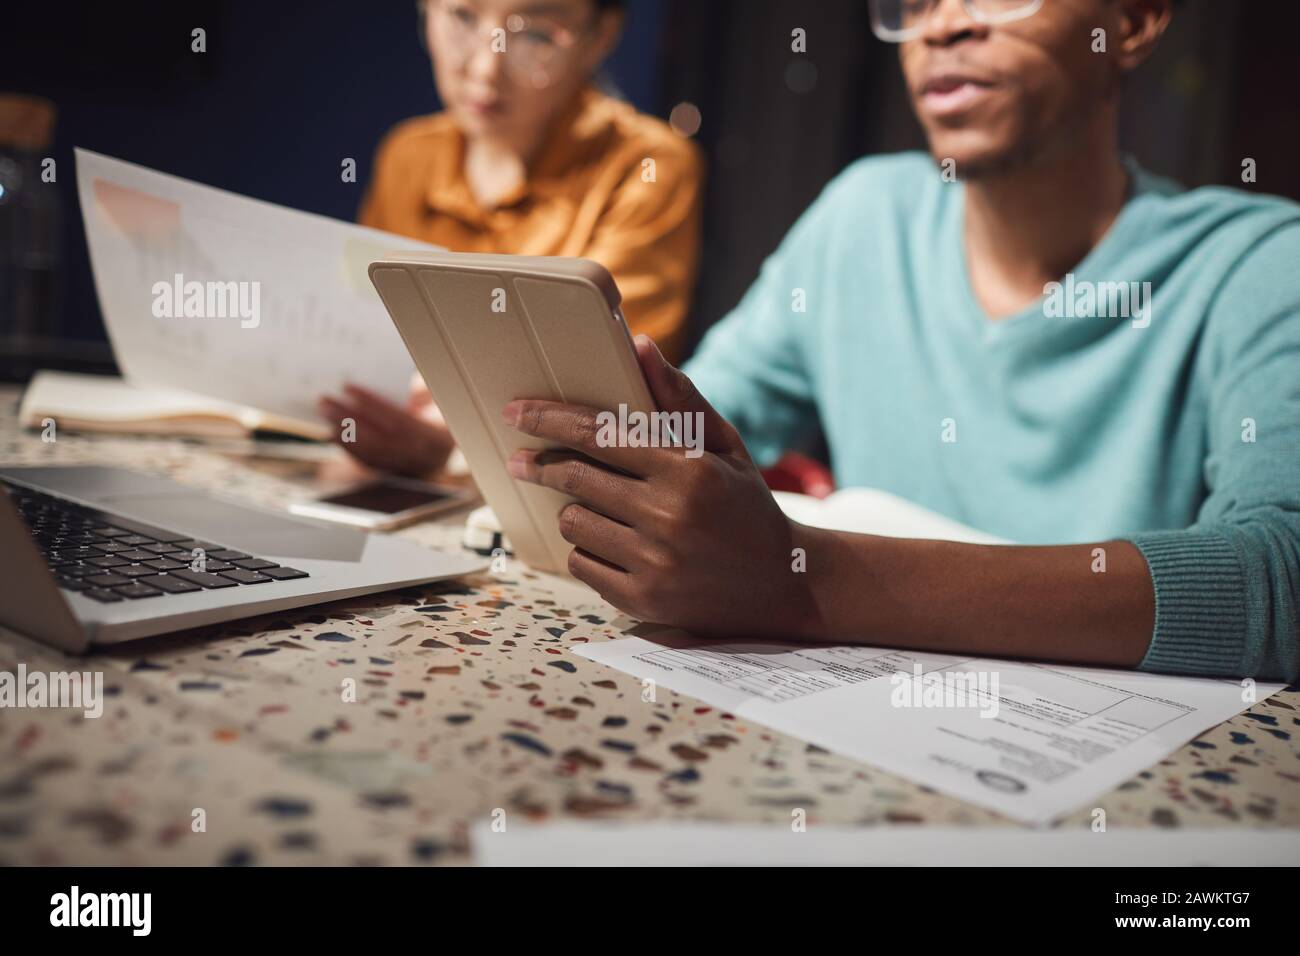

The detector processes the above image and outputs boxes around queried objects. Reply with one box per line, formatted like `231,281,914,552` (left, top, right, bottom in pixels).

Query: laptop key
84,588,124,603
144,558,188,571
218,569,273,584
86,556,129,568
232,558,278,570
61,546,105,560
207,549,249,561
262,566,309,581
57,576,93,591
116,565,159,578
171,540,218,551
61,564,100,578
113,582,163,599
114,549,157,562
114,535,157,547
168,568,239,589
138,574,202,594
85,572,133,587
142,542,184,554
103,519,191,543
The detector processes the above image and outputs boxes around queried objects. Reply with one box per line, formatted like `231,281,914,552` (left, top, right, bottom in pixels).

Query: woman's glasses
420,0,592,88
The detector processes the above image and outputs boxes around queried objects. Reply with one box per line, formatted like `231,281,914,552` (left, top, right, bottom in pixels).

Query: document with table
576,630,1282,825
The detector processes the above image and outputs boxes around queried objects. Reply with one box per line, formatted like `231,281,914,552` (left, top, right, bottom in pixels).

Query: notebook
18,370,329,441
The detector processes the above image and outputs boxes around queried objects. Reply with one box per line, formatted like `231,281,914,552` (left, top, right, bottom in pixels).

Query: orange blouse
359,87,704,361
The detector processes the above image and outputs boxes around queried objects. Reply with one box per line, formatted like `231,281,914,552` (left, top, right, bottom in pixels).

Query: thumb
634,335,743,456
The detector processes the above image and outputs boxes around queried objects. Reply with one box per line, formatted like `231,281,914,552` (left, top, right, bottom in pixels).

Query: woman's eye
521,29,558,48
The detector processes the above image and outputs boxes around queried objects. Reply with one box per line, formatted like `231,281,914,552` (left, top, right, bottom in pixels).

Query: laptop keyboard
5,482,309,604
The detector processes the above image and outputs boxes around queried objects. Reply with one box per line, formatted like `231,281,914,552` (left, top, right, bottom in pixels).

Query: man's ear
1115,0,1174,72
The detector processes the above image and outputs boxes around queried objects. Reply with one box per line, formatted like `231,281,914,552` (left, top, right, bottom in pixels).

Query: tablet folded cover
369,252,656,576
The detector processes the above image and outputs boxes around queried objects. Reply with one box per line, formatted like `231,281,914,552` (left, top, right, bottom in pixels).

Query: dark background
0,0,1296,376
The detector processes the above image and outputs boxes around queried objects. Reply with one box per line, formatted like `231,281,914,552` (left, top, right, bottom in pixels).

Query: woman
320,0,703,476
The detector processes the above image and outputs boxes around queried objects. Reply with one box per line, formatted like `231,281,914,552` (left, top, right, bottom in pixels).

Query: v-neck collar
948,157,1149,346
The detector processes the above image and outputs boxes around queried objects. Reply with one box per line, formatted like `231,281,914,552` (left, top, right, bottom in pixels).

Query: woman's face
423,0,620,151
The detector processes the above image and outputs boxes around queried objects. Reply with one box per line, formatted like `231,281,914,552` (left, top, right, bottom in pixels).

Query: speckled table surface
1,387,1297,865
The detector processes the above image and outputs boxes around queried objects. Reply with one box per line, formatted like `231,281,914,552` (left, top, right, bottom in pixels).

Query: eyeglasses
418,0,592,89
868,0,1044,43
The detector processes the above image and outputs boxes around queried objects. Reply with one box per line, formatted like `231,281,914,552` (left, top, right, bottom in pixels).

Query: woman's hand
503,335,822,638
318,376,454,478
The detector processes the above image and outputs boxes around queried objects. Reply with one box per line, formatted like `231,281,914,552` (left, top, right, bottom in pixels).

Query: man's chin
925,136,1023,181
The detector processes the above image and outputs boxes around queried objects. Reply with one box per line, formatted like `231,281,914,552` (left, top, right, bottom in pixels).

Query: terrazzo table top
1,387,1297,865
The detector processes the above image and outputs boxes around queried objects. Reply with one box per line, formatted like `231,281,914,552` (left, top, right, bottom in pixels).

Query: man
502,0,1300,681
320,0,702,476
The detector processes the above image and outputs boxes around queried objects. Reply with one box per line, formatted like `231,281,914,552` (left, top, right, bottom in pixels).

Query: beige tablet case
369,251,656,576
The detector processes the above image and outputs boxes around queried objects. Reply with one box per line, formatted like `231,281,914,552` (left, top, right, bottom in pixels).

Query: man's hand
503,335,822,638
318,378,453,478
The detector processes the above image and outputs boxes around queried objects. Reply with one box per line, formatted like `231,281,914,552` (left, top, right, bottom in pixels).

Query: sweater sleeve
1129,223,1300,681
682,191,832,468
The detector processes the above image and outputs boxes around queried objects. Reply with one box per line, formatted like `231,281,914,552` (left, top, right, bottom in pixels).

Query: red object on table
760,452,835,499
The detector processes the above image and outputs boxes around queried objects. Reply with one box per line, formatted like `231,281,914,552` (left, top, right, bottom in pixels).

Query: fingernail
501,402,521,427
506,452,528,479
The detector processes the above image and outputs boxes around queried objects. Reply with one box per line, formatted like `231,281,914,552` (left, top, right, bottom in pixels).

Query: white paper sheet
774,488,1006,544
575,631,1282,826
473,821,1300,866
75,148,435,423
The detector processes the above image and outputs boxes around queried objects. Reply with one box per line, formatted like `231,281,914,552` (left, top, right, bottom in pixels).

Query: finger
507,449,645,524
557,503,645,572
567,547,635,605
633,335,743,456
319,397,397,445
318,397,368,439
342,383,414,431
502,399,678,477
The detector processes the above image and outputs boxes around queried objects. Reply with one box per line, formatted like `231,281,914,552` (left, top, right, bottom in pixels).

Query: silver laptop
0,465,485,653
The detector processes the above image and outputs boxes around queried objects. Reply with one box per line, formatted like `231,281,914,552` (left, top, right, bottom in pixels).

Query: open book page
18,370,328,440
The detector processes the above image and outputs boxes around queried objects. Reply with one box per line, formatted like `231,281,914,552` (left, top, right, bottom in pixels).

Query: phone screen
319,481,454,515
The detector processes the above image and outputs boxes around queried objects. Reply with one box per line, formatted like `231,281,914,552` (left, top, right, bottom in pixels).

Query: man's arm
504,334,1294,681
1123,224,1300,679
793,528,1154,668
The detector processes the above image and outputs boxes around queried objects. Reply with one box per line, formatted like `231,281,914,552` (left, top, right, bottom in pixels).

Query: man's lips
919,73,996,116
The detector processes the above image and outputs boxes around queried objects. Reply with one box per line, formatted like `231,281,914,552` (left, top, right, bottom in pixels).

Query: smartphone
289,477,475,530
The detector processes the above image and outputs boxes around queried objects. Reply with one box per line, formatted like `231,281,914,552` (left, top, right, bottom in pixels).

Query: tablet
368,251,656,576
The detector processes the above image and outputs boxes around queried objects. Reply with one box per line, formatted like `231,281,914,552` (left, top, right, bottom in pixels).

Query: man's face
899,0,1121,177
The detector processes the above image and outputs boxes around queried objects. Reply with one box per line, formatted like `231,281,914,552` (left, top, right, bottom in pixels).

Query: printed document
76,148,434,423
576,630,1281,825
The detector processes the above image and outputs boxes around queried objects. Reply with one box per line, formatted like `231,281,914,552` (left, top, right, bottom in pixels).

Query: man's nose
920,0,989,45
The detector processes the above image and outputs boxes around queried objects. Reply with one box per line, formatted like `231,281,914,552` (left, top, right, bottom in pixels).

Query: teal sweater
684,153,1300,682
